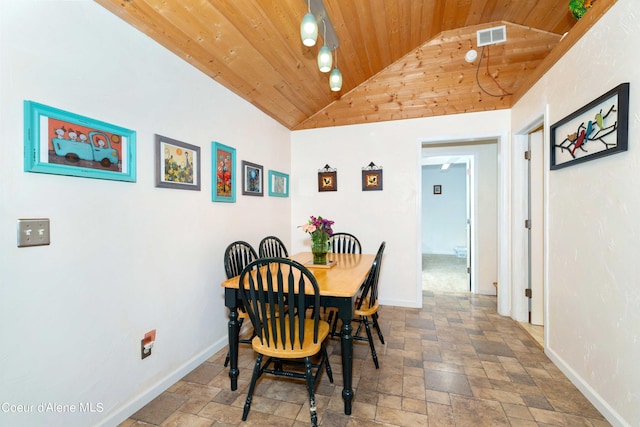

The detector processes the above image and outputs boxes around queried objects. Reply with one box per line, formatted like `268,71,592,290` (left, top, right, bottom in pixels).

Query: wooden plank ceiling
96,0,581,130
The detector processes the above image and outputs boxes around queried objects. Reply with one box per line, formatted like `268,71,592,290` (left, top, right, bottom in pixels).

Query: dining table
221,251,375,415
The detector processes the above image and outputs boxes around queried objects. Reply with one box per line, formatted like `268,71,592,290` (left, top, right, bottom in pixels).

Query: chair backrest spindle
224,241,258,279
258,236,289,258
330,232,362,254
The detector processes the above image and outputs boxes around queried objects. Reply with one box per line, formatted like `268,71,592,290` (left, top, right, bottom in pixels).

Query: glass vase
311,239,328,265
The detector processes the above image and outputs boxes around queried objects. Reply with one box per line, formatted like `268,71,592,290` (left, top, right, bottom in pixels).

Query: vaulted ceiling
95,0,614,130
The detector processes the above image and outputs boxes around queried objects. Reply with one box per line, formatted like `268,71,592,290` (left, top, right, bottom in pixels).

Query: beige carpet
422,253,469,292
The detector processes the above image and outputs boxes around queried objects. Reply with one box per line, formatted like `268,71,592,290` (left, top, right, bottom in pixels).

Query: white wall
511,0,640,424
0,2,290,426
291,110,509,306
421,164,467,254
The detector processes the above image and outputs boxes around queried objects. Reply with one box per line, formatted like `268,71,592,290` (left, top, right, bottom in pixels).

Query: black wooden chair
224,240,258,278
222,241,258,367
351,241,386,368
329,232,362,254
238,258,333,426
330,241,386,368
325,232,362,325
258,235,289,258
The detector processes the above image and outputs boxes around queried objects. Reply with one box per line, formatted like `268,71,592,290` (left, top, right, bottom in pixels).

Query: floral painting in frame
212,141,236,202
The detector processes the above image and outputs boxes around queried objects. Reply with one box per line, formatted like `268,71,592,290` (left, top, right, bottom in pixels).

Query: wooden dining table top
220,252,375,298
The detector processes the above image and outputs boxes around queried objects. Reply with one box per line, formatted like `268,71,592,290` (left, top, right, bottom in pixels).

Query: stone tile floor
118,291,610,426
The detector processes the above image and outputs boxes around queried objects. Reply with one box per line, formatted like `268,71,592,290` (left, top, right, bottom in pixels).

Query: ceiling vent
476,25,506,47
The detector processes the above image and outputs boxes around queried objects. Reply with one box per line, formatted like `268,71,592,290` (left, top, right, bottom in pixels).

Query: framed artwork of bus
24,100,136,182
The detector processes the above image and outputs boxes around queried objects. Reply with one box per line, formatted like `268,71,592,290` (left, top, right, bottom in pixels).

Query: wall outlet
141,339,152,359
141,329,156,360
17,218,50,247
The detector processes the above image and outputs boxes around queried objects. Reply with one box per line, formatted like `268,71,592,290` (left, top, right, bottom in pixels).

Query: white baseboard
545,346,630,427
97,338,227,427
379,297,420,308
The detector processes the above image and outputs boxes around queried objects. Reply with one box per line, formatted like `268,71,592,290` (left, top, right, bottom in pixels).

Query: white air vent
477,25,506,47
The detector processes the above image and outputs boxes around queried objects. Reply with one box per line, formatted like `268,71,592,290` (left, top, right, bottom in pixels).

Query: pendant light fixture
317,20,332,72
299,0,342,91
329,47,342,91
300,0,317,47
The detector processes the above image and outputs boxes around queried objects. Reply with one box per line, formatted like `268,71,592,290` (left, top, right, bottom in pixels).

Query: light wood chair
330,241,386,368
352,241,386,368
238,257,333,426
325,232,362,325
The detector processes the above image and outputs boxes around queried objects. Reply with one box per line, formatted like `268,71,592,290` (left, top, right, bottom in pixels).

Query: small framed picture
268,170,289,197
433,184,442,194
242,160,263,196
318,171,337,192
362,169,383,191
155,134,200,190
212,141,236,203
23,100,136,182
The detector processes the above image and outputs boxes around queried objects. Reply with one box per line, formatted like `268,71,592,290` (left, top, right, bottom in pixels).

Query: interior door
528,129,544,325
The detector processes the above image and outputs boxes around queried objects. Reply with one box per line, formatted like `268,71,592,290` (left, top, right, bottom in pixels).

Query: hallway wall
511,0,640,424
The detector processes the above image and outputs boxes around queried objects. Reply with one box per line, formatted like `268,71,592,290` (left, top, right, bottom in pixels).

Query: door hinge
467,267,470,274
524,151,531,160
525,219,531,229
525,288,532,298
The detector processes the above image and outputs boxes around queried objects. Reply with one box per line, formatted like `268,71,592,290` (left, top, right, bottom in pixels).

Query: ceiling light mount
464,49,478,63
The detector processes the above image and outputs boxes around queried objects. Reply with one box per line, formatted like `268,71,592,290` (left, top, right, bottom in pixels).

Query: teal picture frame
23,100,136,182
268,170,289,197
212,141,236,202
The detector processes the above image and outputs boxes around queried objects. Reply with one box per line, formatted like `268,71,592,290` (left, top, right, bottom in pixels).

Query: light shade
329,67,342,91
317,44,332,73
300,13,318,47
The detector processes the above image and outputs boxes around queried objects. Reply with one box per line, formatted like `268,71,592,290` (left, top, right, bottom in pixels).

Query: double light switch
17,218,50,247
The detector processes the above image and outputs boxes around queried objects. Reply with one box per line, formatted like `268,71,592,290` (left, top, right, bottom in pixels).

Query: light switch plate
17,218,50,247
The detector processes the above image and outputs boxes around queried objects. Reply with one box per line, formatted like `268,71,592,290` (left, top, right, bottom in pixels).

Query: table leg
227,307,239,391
339,310,354,415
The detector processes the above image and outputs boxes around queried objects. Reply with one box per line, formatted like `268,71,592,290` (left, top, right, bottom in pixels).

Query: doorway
420,139,499,296
421,157,470,292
